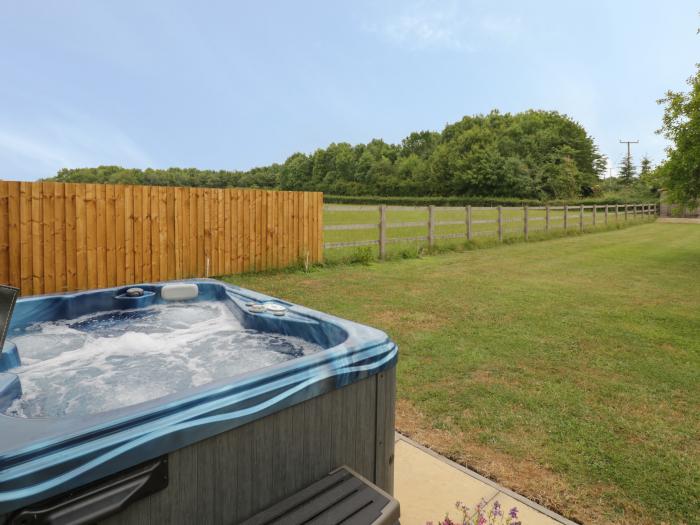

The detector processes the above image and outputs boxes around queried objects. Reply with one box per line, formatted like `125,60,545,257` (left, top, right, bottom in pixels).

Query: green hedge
323,194,658,207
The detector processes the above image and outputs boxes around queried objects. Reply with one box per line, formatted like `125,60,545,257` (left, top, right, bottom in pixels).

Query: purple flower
509,507,519,519
493,500,502,517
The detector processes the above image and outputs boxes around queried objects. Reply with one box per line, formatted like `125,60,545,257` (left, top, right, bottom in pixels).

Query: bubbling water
4,301,322,418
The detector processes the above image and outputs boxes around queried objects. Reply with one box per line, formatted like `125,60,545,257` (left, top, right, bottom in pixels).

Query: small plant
427,499,521,525
349,246,374,265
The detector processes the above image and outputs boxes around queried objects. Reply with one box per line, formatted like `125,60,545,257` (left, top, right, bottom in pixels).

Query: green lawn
225,223,700,525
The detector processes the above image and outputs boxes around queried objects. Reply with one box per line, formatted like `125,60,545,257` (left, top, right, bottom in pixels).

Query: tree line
49,110,610,200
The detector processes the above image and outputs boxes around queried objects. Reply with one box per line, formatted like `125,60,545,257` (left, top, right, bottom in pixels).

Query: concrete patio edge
395,432,579,525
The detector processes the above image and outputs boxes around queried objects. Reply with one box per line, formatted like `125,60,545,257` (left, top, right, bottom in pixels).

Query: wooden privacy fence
325,203,658,258
0,181,323,296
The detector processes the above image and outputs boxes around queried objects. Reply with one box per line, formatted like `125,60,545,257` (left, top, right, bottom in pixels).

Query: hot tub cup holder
114,290,157,309
246,302,287,316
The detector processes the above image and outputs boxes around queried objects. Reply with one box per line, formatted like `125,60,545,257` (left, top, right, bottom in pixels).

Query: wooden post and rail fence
0,181,323,296
324,203,658,258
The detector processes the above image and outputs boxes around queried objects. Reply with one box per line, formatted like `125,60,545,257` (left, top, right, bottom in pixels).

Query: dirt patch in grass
372,309,449,332
395,398,649,525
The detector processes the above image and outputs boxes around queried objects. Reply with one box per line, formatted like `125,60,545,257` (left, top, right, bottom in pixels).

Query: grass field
323,204,655,262
226,222,700,525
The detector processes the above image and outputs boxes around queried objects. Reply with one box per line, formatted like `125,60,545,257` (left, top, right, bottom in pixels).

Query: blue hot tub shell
0,280,398,519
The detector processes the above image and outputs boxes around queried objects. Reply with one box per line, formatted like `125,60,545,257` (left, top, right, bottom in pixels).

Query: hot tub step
241,466,400,525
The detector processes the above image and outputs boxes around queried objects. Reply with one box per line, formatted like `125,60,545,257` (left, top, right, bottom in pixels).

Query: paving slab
394,434,576,525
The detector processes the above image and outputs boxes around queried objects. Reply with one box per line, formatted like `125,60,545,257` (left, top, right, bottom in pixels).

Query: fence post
379,204,387,260
428,205,435,248
592,205,597,227
615,204,619,222
545,205,550,232
633,204,637,220
579,205,584,232
523,205,529,240
564,205,568,231
497,206,503,241
605,205,609,226
466,205,472,241
625,205,628,221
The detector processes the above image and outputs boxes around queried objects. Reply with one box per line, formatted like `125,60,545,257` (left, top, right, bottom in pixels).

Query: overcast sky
1,0,698,181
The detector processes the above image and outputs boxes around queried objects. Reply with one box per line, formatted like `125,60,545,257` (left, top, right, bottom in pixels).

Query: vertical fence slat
0,182,8,286
54,183,66,292
125,185,135,285
204,189,212,276
31,183,44,295
86,183,99,290
42,182,55,293
224,189,231,275
158,186,167,281
196,188,205,277
133,185,144,284
523,205,529,240
310,191,316,263
75,184,88,291
142,186,152,283
276,191,284,269
217,188,225,275
242,189,250,272
166,187,176,281
8,182,21,289
105,185,117,287
115,185,126,286
64,184,76,291
95,184,107,289
545,205,550,232
235,190,243,273
293,192,300,264
149,186,160,283
304,192,310,264
19,183,32,295
317,192,324,263
188,188,197,278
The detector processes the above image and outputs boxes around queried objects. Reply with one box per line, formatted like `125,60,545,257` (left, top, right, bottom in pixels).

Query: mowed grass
225,223,700,525
323,204,652,261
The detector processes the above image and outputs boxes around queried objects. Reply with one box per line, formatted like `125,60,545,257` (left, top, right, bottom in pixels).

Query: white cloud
366,1,524,52
382,10,473,51
0,110,154,180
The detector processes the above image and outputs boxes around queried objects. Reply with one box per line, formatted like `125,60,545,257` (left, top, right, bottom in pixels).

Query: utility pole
619,139,639,159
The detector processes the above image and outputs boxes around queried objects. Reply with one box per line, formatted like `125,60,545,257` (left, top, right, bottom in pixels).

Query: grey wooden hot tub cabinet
99,368,397,524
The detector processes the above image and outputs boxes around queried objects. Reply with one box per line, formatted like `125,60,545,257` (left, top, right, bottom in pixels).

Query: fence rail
324,203,658,258
0,181,323,296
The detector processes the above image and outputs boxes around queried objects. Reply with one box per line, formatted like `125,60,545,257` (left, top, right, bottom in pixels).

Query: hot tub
0,280,397,524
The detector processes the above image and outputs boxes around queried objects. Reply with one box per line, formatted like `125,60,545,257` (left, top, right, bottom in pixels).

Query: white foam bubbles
4,301,322,418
